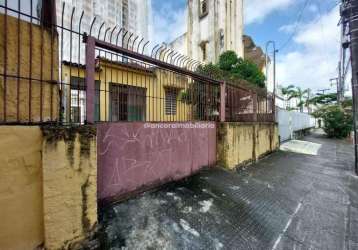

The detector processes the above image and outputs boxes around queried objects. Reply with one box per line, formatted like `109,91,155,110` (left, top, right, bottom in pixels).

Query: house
60,58,220,123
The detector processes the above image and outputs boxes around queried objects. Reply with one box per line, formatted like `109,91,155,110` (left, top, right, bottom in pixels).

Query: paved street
100,132,358,250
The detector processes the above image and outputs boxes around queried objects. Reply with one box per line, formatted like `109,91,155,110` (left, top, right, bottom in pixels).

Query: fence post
220,82,226,122
252,91,258,122
85,35,95,124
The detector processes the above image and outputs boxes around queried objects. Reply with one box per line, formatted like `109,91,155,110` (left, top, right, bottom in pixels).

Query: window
70,77,100,123
110,84,146,122
219,29,225,48
70,77,86,124
165,88,178,115
200,41,208,61
199,0,208,18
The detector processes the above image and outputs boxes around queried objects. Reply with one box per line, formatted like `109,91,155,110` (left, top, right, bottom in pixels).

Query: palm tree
281,85,310,113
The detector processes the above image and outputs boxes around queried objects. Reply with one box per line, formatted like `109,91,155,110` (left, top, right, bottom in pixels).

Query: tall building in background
170,0,244,64
55,0,150,123
56,0,150,63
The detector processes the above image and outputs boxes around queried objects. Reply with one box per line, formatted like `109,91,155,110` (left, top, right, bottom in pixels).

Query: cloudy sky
151,0,345,93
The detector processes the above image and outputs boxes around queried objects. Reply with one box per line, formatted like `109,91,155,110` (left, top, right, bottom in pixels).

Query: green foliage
313,105,352,138
230,59,266,88
309,93,337,105
183,51,266,118
179,82,220,120
281,85,295,96
281,85,310,112
197,63,224,80
342,98,353,109
196,50,266,88
218,51,239,71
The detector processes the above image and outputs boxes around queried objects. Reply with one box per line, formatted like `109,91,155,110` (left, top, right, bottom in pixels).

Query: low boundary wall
217,122,279,169
97,122,217,201
0,126,97,250
276,108,316,142
1,122,278,249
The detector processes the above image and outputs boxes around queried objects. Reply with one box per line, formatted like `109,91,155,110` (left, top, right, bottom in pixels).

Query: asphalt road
99,132,358,250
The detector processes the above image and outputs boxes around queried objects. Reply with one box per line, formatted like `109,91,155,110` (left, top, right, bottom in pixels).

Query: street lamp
265,41,278,97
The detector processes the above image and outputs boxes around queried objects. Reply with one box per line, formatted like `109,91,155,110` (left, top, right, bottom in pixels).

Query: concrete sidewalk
99,132,358,250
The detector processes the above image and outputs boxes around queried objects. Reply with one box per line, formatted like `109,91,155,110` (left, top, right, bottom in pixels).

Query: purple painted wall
97,122,217,201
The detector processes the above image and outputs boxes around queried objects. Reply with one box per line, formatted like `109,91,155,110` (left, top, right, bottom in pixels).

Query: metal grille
0,0,58,124
225,83,275,123
165,88,178,116
0,0,275,125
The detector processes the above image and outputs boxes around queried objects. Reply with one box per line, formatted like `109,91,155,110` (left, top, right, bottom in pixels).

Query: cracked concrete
99,131,358,250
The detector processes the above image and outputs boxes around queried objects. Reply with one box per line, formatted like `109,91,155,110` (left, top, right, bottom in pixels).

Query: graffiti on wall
97,122,216,200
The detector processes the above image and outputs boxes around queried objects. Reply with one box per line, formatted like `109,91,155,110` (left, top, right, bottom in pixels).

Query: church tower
186,0,244,63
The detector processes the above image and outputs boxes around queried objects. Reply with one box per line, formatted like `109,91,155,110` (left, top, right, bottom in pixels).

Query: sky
150,0,345,94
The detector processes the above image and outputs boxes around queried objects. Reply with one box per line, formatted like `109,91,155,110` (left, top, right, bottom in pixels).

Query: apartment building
170,0,244,64
56,0,150,63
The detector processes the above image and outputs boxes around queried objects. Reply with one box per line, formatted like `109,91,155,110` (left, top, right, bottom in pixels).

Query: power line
278,0,312,51
278,1,339,52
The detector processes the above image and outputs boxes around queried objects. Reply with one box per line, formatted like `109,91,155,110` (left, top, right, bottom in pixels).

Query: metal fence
225,83,275,123
0,0,275,125
82,37,221,123
0,0,58,124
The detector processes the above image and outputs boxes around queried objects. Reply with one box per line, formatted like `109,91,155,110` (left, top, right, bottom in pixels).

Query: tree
342,98,353,109
312,105,352,138
281,85,310,112
309,93,337,106
197,51,266,89
230,59,266,88
218,51,239,71
181,51,267,118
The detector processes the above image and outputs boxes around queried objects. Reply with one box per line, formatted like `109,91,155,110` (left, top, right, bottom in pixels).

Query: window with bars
199,0,208,18
165,88,179,116
110,84,146,122
200,42,208,61
70,77,100,123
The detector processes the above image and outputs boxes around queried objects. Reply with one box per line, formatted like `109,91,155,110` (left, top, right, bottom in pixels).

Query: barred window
200,42,207,61
110,84,146,122
165,88,178,115
199,0,208,18
70,77,100,123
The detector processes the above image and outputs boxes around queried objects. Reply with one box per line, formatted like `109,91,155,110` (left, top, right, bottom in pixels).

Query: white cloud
149,3,187,46
150,0,298,45
244,0,295,24
277,6,341,92
279,22,299,33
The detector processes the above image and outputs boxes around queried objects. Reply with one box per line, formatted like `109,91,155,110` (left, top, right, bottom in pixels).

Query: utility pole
330,77,339,96
338,16,348,103
341,0,358,175
266,41,278,120
317,88,330,95
265,41,278,96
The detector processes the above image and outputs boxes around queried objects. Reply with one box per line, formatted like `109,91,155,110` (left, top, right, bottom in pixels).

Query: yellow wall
62,61,192,122
0,126,44,250
0,126,97,250
0,14,59,123
217,122,279,169
42,126,97,250
256,123,278,157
